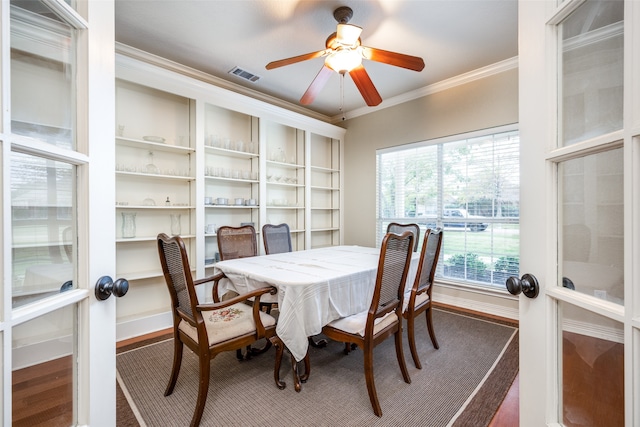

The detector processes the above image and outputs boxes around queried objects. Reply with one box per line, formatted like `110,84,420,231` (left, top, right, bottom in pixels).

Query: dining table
214,245,420,363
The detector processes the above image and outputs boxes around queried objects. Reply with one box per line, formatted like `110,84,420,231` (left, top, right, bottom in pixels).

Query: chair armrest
196,286,277,312
193,272,223,287
193,272,226,302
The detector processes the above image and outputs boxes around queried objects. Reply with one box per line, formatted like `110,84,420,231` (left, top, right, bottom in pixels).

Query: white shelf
267,181,303,187
310,165,340,173
116,171,195,181
116,268,195,281
205,205,259,209
116,234,196,243
266,160,304,170
310,185,340,191
116,136,195,154
205,145,258,159
205,176,258,184
116,205,193,209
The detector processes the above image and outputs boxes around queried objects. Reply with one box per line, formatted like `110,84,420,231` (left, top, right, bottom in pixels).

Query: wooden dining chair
157,233,277,427
216,225,258,261
321,231,414,417
216,224,275,357
403,228,443,369
387,222,420,252
218,224,278,312
262,223,292,254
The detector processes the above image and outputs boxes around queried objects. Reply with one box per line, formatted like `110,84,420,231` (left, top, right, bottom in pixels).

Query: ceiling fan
265,6,425,107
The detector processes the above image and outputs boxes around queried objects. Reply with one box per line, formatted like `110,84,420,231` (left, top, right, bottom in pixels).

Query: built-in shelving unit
309,133,341,248
114,51,345,338
265,122,306,250
115,79,196,324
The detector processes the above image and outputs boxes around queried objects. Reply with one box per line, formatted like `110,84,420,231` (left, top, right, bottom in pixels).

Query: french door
519,0,638,425
2,0,116,425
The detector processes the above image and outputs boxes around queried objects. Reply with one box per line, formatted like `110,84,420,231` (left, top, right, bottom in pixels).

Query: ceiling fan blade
336,23,362,45
300,65,334,105
266,50,329,70
349,64,382,106
361,46,425,71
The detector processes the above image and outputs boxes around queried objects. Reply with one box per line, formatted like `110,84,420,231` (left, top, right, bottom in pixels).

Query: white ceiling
115,0,518,119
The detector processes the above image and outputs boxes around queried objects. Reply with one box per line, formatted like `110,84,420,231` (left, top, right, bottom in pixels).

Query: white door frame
519,0,639,425
1,0,116,425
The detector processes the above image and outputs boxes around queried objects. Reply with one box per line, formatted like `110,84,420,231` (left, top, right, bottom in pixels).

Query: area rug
117,309,518,426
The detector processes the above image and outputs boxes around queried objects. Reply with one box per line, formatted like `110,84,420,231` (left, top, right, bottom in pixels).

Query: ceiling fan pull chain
340,72,346,121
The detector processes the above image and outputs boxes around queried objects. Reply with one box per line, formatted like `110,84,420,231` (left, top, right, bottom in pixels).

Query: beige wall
342,68,519,246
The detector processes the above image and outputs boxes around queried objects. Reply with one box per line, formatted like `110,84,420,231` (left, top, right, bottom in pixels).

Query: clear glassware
145,151,158,174
170,214,181,236
122,212,136,238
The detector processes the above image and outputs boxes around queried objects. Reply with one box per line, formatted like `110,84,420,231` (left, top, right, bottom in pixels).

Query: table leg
270,336,311,392
270,336,287,390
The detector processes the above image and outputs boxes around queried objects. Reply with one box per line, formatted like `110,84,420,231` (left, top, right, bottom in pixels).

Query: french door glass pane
11,0,76,150
559,301,624,426
12,304,76,425
559,148,623,304
11,152,75,308
560,0,623,146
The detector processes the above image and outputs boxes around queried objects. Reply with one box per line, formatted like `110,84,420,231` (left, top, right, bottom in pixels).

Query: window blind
376,127,520,288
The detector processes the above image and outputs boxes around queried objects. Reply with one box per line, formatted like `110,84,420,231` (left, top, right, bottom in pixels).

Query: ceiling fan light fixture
336,23,362,46
325,48,362,73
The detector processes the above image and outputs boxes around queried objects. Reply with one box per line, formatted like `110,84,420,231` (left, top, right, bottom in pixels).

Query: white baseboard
12,311,173,371
13,337,72,370
434,290,519,322
116,310,173,342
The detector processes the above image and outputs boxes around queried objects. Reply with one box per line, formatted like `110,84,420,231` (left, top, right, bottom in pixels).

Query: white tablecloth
215,245,419,361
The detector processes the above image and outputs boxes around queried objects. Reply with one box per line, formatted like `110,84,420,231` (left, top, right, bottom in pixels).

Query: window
376,126,519,289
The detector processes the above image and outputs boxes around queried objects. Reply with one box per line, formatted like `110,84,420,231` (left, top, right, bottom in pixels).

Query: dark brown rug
117,309,518,426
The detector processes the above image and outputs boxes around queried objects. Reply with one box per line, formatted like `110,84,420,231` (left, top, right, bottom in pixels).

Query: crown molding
116,43,518,127
333,56,519,123
115,43,333,123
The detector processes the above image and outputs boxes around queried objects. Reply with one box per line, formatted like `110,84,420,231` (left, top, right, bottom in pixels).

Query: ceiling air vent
228,66,261,83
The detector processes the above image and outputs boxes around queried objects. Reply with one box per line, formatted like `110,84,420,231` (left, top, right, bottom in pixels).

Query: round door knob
95,276,130,301
506,273,539,299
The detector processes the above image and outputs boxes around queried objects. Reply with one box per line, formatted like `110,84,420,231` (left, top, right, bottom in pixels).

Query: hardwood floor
489,373,519,426
12,356,73,427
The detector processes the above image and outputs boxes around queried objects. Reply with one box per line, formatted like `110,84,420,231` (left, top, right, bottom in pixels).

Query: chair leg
363,343,382,417
425,306,440,349
406,314,422,369
343,342,352,355
190,353,211,427
249,339,273,355
394,330,411,385
164,337,184,396
308,335,328,348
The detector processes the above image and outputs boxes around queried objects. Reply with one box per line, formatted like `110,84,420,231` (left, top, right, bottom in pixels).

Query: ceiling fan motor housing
333,6,353,24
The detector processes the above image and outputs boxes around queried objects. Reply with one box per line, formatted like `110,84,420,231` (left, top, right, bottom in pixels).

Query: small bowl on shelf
142,135,165,143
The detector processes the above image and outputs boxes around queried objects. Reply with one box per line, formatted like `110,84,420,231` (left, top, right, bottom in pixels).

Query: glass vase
170,214,181,236
121,212,136,238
